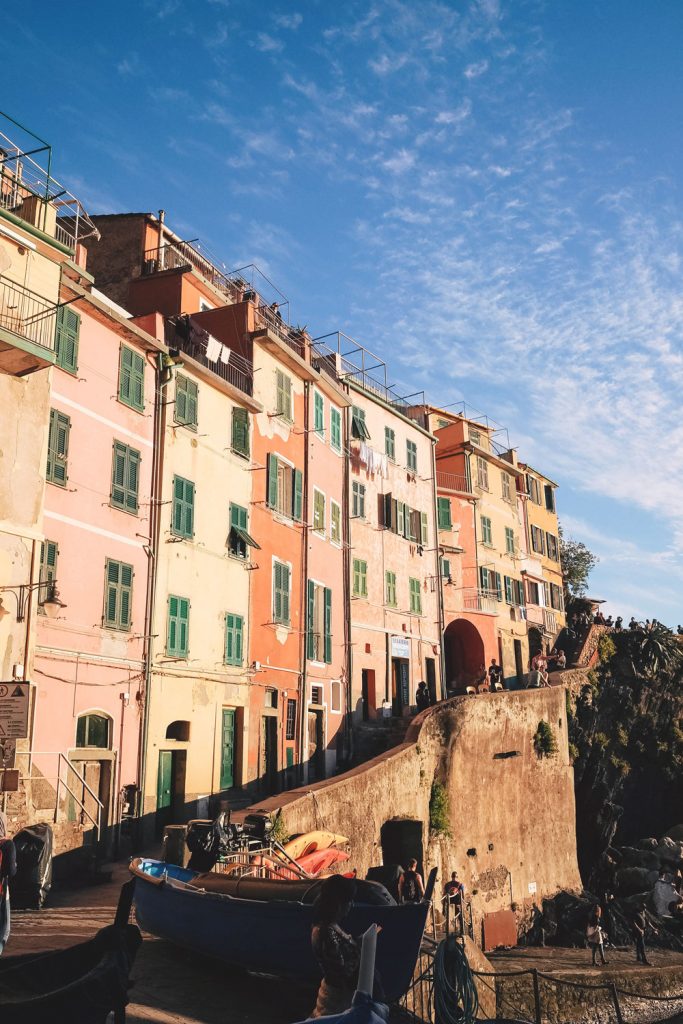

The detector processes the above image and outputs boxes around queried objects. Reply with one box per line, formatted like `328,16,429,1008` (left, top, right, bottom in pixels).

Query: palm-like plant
624,623,683,681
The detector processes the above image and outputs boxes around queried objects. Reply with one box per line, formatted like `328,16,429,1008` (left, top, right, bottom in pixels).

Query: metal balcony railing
255,302,306,358
436,470,472,494
462,588,499,614
142,241,243,304
0,275,57,351
172,328,253,396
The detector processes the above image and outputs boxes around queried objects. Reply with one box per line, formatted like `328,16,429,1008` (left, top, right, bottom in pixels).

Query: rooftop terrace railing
436,471,472,494
0,275,57,352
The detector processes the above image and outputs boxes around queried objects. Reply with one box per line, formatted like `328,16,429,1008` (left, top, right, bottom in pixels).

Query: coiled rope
433,935,480,1024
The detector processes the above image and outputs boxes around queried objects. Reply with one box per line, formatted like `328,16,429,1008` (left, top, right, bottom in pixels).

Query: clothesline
358,441,388,478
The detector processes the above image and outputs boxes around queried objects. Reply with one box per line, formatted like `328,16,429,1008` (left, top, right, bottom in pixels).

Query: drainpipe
297,381,311,785
430,437,446,700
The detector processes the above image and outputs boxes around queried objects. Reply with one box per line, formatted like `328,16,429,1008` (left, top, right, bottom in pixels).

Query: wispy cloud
116,54,142,76
254,32,284,53
464,59,489,79
275,12,303,30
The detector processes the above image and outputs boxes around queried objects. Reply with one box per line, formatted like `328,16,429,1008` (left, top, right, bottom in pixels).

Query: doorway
260,714,278,794
380,818,424,875
425,658,437,705
361,669,376,720
514,639,525,686
391,658,410,716
156,749,187,834
307,708,325,782
220,708,236,790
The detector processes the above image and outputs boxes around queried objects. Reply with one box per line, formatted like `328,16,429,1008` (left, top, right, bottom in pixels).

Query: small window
545,484,556,512
330,406,342,452
311,685,323,705
224,613,244,665
531,525,546,555
437,497,452,530
476,456,489,490
330,680,342,713
406,439,417,473
276,369,293,421
228,503,259,559
353,558,368,598
46,408,70,487
330,500,342,545
546,533,559,561
352,481,365,519
231,407,250,458
174,374,198,429
38,540,59,606
528,580,540,604
265,688,278,709
502,473,512,502
351,405,370,440
267,454,302,521
527,475,541,504
119,345,145,412
166,720,191,741
103,558,133,630
481,516,493,546
167,595,190,656
505,527,515,555
76,713,110,749
273,560,291,624
55,305,80,374
286,699,297,740
385,570,397,607
313,489,326,535
172,476,195,539
111,441,140,514
385,427,396,461
441,557,451,579
409,577,422,615
314,390,325,438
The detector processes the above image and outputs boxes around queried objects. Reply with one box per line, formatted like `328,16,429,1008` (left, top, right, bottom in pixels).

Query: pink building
33,269,161,854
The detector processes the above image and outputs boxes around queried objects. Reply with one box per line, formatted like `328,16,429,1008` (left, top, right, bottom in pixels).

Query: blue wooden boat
130,857,431,1001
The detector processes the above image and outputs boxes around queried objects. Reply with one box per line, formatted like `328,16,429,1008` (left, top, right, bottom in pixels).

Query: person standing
632,904,651,965
398,859,425,904
586,906,608,966
0,825,17,956
488,660,503,689
415,682,430,712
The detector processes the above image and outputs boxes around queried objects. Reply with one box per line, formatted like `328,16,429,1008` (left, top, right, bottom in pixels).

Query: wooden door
156,750,173,830
220,709,236,790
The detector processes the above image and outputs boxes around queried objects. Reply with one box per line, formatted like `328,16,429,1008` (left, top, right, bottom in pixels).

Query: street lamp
0,581,67,621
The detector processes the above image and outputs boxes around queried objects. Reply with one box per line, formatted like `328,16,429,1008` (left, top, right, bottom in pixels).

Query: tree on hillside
559,524,599,602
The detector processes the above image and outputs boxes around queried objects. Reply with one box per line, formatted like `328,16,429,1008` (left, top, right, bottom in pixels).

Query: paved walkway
489,943,683,977
7,863,315,1024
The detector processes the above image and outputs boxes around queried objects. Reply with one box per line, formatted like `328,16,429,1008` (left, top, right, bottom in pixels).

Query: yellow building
518,463,565,654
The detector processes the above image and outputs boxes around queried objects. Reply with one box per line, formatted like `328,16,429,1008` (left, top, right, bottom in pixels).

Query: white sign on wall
528,881,537,895
390,636,411,659
0,682,30,739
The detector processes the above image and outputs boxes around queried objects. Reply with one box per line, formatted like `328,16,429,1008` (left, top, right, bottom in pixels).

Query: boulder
637,837,659,851
665,825,683,843
658,836,677,850
615,866,656,896
617,846,660,871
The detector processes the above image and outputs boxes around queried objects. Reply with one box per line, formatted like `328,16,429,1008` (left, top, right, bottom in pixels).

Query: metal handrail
436,471,472,494
22,750,104,841
0,274,57,351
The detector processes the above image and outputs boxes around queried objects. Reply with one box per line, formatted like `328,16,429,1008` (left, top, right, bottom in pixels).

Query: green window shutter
330,407,341,451
307,580,316,659
385,570,396,607
55,305,80,373
441,558,451,579
324,587,332,663
47,409,70,486
111,442,140,513
406,440,417,472
104,559,120,626
126,448,140,512
420,512,428,545
282,564,290,623
276,370,292,420
225,613,244,665
397,501,404,536
184,479,194,536
314,391,324,435
331,502,341,543
172,476,194,538
104,559,133,630
353,559,367,597
266,453,278,509
187,379,198,427
230,503,248,529
437,497,452,529
167,595,189,656
232,407,250,457
119,346,145,411
274,562,290,624
385,427,395,460
175,375,188,425
505,576,514,604
293,468,303,521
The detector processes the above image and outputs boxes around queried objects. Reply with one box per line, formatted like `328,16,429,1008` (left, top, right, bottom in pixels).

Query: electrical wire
433,936,479,1024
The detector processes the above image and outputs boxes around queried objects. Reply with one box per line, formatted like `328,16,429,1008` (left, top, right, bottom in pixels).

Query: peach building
517,463,566,655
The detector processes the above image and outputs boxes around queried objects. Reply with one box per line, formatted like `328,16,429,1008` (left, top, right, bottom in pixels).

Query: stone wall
249,687,581,936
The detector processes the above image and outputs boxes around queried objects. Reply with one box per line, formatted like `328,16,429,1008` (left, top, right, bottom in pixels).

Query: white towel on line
206,334,221,362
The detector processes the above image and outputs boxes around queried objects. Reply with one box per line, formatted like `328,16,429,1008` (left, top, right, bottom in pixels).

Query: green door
157,750,173,812
220,709,236,790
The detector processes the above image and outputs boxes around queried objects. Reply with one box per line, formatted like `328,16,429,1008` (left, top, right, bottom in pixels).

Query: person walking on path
398,860,425,904
632,904,651,965
586,906,608,966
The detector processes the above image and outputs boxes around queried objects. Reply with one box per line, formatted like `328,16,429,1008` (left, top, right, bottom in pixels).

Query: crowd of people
570,610,682,634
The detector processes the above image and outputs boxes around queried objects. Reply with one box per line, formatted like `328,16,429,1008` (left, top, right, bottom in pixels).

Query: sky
3,0,683,624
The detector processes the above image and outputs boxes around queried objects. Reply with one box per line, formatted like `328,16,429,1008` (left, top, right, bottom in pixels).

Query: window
476,457,489,490
437,497,452,530
275,369,293,421
231,407,250,458
273,560,291,624
267,454,303,520
330,500,341,545
385,427,396,461
103,558,133,630
38,539,58,605
174,374,198,429
307,581,332,662
265,688,278,708
313,489,326,535
501,473,512,502
481,516,493,546
228,503,259,559
527,580,540,604
505,575,515,605
550,583,564,611
504,576,525,606
311,685,323,705
505,526,515,555
544,581,551,607
167,594,190,656
46,408,70,486
385,570,397,607
480,567,502,601
544,484,556,512
527,475,541,504
172,476,195,538
409,577,422,615
441,557,451,579
76,713,110,749
530,525,545,555
330,680,342,713
420,511,428,546
353,558,368,597
314,390,325,437
351,405,370,440
224,613,244,665
352,481,366,519
470,429,481,446
119,345,145,411
285,699,297,740
330,406,342,452
111,441,140,514
406,439,417,473
546,533,559,561
55,305,80,373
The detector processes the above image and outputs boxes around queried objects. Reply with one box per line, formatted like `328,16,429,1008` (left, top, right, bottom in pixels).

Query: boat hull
131,859,428,1001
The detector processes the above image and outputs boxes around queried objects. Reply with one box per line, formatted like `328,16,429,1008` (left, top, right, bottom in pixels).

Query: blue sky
4,1,683,624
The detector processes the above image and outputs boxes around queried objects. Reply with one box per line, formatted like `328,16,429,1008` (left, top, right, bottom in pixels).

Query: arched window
165,720,190,741
76,713,111,749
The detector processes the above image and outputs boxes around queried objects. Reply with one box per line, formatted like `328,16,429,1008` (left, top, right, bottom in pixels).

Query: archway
444,618,485,688
528,626,543,664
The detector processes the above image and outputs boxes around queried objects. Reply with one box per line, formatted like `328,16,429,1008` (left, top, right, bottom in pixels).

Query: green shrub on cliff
429,781,451,837
534,720,557,757
598,633,616,664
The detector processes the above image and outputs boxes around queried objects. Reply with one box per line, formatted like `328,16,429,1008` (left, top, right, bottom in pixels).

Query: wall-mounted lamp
0,581,67,622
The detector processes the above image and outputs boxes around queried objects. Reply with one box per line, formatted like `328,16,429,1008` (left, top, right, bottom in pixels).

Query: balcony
0,275,57,375
436,471,472,495
142,241,243,305
462,588,498,615
169,316,253,396
254,302,307,359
